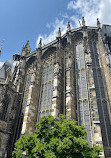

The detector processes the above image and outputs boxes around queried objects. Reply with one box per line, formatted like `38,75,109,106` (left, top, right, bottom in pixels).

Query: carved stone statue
82,17,85,27
58,28,61,38
97,18,101,29
67,22,71,32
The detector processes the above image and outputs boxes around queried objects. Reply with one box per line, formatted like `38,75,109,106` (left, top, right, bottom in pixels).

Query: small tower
82,16,85,27
97,18,101,29
58,27,61,38
67,22,71,32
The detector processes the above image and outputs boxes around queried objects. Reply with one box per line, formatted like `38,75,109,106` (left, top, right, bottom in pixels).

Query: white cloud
46,23,51,29
67,0,111,26
36,0,111,48
61,13,69,19
70,15,80,27
36,18,67,47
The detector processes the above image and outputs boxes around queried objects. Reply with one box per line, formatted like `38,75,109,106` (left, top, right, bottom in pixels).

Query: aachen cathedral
0,17,111,158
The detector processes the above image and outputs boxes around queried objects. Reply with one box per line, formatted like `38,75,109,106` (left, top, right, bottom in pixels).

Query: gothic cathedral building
0,18,111,158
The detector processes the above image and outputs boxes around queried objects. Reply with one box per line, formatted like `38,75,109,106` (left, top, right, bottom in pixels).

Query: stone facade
0,18,111,157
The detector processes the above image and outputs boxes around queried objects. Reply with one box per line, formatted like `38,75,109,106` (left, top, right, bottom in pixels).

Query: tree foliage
12,115,100,158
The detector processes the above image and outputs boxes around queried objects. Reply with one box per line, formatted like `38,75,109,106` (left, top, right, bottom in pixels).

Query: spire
25,40,29,47
38,38,42,48
58,27,61,38
82,16,85,27
97,18,101,29
24,40,30,52
21,40,30,56
67,22,71,32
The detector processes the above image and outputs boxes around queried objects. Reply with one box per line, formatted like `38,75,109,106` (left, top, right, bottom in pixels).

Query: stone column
21,53,42,134
51,38,63,118
64,32,76,119
21,73,36,134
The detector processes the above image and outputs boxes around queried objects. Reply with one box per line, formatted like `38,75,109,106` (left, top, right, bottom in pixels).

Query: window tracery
38,54,54,119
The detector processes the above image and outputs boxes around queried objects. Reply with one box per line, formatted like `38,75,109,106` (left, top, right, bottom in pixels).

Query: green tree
12,115,100,158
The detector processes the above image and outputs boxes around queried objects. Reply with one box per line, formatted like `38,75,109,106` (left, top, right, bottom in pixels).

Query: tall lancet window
39,54,54,120
75,43,92,145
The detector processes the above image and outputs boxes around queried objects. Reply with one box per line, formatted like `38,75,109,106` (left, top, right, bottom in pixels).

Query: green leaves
12,134,35,158
12,115,100,158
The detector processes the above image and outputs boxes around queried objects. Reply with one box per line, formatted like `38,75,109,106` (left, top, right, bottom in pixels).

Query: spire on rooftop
58,27,61,38
67,22,71,32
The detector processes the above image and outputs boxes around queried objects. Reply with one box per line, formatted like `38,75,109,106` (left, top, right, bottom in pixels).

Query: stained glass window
39,55,54,120
89,41,111,147
75,43,92,145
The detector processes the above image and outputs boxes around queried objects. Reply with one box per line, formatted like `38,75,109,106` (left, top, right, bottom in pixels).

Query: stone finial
67,22,71,32
22,45,25,51
97,18,101,29
26,40,29,46
58,27,61,37
21,40,30,56
82,16,85,27
38,38,42,48
25,40,30,52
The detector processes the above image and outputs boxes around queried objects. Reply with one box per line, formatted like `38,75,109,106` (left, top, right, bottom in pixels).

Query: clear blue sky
0,0,111,62
0,0,71,61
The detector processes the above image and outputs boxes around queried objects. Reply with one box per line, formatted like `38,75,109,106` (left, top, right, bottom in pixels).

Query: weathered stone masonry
1,18,111,158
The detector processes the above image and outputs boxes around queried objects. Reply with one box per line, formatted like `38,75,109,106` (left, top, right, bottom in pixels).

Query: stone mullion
70,46,76,120
65,52,71,118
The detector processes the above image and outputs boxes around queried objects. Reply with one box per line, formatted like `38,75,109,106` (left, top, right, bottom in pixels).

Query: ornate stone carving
97,18,101,29
54,63,59,75
85,53,92,65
